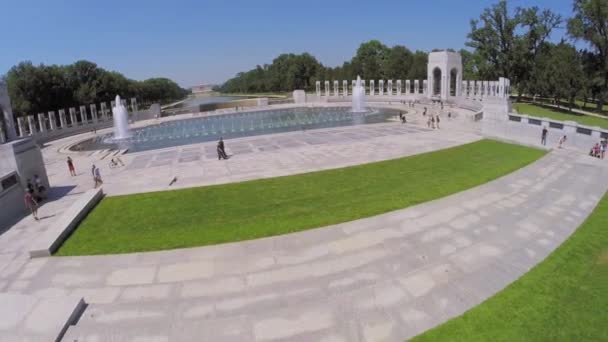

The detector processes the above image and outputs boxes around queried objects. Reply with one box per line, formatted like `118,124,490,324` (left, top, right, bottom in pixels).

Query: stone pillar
48,111,56,130
17,117,26,137
362,80,366,93
387,80,393,95
342,80,348,96
462,81,468,97
131,98,138,116
38,113,47,132
396,80,402,96
369,80,375,96
100,102,108,121
405,80,410,94
79,105,88,124
351,80,356,94
69,107,77,126
333,81,339,96
0,81,18,141
90,104,98,123
377,80,383,95
422,80,428,95
324,81,330,97
315,81,321,97
59,109,67,128
414,80,420,94
121,99,127,108
111,100,116,109
0,122,5,143
27,115,36,135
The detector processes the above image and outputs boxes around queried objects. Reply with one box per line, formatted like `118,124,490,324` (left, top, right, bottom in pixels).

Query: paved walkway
1,104,608,341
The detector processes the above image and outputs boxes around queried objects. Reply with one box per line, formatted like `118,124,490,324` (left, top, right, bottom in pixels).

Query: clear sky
0,0,574,87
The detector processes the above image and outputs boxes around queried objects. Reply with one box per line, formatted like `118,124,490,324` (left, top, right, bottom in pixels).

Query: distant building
191,84,215,94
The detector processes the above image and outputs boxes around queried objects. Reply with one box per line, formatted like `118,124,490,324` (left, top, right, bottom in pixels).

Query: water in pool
71,106,401,153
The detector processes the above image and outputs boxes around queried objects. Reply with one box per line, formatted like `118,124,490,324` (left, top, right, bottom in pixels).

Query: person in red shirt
67,157,76,176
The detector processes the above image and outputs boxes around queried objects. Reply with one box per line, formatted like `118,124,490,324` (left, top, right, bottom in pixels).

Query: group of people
427,115,441,129
398,112,407,124
589,140,607,159
400,100,418,108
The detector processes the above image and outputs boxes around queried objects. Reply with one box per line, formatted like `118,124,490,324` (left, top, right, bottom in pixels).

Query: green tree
351,40,390,79
466,1,519,80
568,0,608,110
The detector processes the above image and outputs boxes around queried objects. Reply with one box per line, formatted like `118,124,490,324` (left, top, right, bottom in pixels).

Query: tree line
3,60,189,117
217,40,432,94
219,0,608,113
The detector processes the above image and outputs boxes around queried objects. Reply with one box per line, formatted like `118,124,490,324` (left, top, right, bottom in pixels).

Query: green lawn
411,190,608,342
56,140,545,256
513,103,608,129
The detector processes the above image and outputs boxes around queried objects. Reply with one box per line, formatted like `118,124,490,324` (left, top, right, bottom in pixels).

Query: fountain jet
352,75,366,113
112,95,131,140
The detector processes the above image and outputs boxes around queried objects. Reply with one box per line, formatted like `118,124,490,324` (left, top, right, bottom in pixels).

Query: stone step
0,293,85,342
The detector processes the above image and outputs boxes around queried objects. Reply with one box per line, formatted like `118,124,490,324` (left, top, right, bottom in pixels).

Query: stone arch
432,67,442,96
450,68,458,96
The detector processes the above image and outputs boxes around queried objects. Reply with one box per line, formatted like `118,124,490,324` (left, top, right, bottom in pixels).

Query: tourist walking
436,115,441,129
93,165,103,188
67,157,76,176
601,140,606,159
431,116,436,129
558,135,567,149
217,137,228,160
423,107,427,116
541,127,548,146
24,190,39,221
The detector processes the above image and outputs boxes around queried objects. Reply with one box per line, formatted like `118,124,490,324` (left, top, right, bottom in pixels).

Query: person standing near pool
541,127,548,146
217,137,228,160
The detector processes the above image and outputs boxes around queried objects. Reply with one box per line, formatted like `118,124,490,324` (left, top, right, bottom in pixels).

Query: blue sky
0,0,574,87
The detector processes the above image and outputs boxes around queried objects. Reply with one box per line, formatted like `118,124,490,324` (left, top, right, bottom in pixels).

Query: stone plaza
1,51,608,341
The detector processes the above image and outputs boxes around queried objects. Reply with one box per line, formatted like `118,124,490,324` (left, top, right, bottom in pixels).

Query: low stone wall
483,112,608,151
29,187,104,258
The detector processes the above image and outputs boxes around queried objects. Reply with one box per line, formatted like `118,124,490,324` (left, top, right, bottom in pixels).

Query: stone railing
484,111,608,151
314,77,511,100
9,98,153,144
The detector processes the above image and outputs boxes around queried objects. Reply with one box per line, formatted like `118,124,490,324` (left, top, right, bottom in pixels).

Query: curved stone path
1,104,607,341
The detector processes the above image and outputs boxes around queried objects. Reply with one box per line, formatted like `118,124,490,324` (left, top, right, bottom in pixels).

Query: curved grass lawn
56,139,544,256
514,103,608,129
411,190,608,341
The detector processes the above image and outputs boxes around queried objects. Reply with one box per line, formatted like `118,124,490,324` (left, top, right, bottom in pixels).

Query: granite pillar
342,80,348,96
90,104,98,123
315,81,321,97
324,81,330,97
333,81,339,97
396,80,402,96
17,117,26,137
59,109,67,128
37,113,46,132
69,107,77,126
369,80,375,96
79,105,88,124
100,103,108,121
48,111,56,130
27,115,36,135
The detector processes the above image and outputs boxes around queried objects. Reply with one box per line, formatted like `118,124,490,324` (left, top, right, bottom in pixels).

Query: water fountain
112,95,131,140
352,75,367,113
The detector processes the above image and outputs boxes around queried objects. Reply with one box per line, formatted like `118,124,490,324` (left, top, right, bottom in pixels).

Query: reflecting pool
71,106,401,153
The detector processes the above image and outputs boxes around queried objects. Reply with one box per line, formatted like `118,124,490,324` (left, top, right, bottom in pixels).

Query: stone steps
0,293,85,342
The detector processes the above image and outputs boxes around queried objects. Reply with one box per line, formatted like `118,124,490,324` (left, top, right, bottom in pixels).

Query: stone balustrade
14,98,139,143
314,77,510,100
